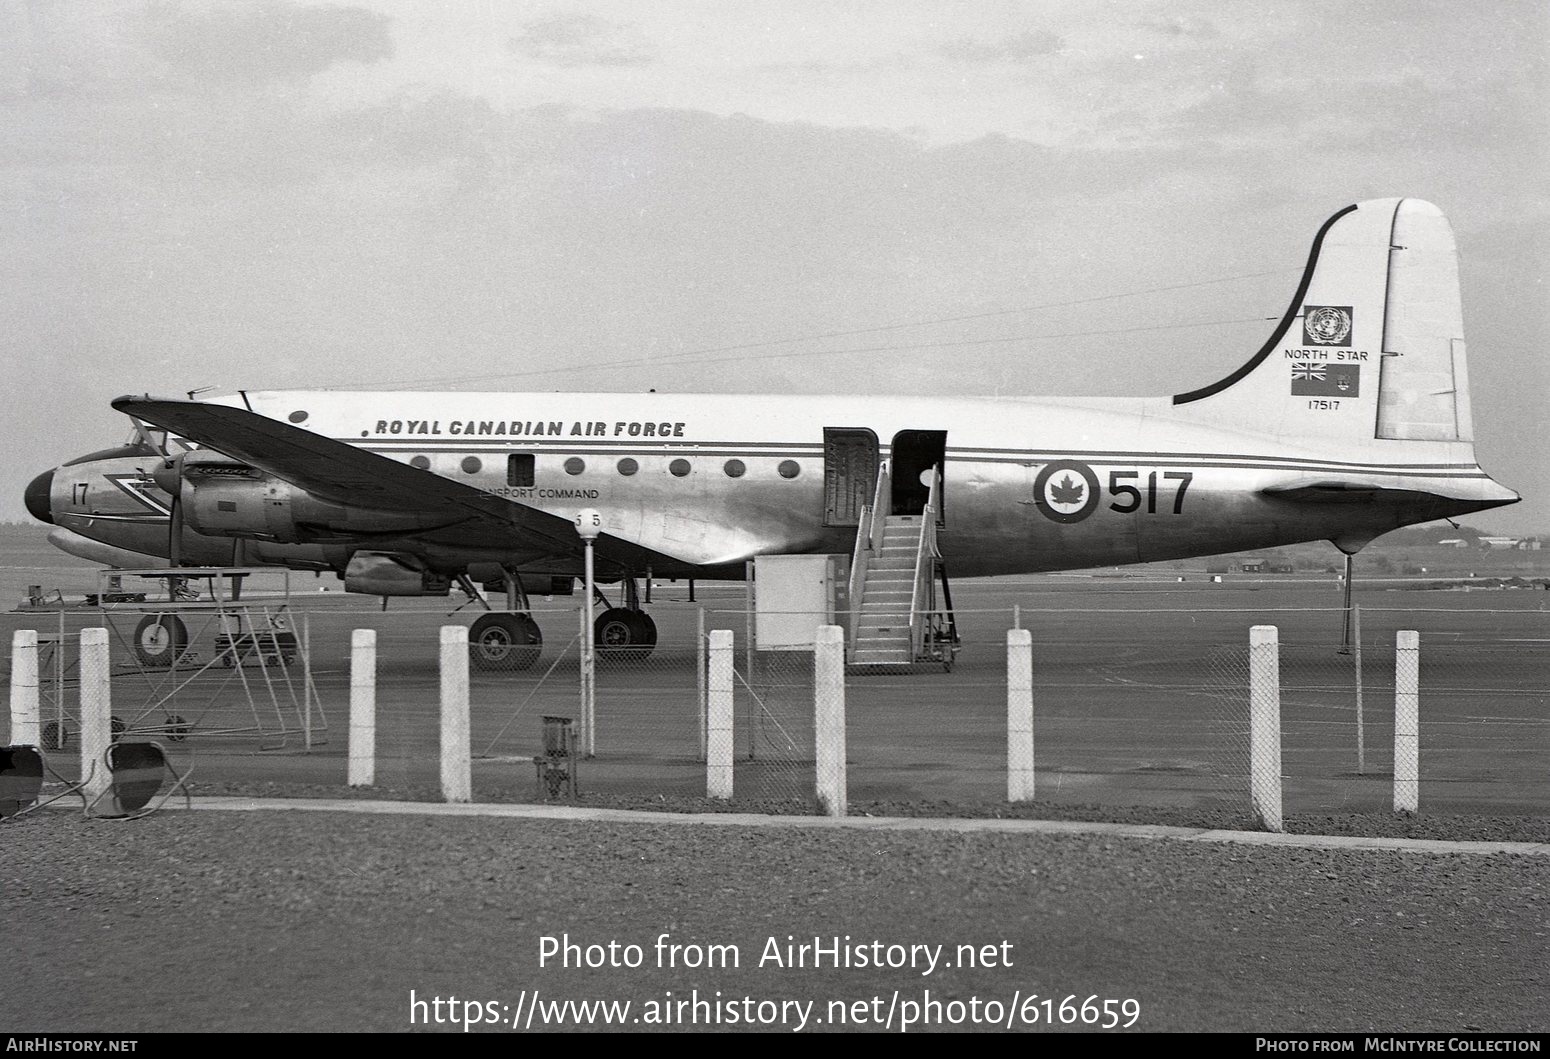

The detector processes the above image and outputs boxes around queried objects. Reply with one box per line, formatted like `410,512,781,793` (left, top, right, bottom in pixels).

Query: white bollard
440,625,471,803
1394,630,1420,813
1248,625,1283,832
814,625,847,817
9,630,40,748
1007,628,1034,802
348,629,377,787
707,630,734,799
79,628,112,805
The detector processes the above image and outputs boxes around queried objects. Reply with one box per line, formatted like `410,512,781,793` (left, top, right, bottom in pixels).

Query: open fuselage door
845,429,957,671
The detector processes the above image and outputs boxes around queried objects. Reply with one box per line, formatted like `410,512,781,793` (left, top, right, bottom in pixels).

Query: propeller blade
168,493,183,567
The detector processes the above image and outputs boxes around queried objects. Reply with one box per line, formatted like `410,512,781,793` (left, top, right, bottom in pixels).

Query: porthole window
778,460,800,479
410,456,430,470
288,410,309,424
617,458,639,476
461,456,482,474
669,458,691,478
724,459,746,478
564,457,586,476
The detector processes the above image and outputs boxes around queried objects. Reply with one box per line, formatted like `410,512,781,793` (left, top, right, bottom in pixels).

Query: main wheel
133,614,188,667
595,608,655,661
469,613,542,671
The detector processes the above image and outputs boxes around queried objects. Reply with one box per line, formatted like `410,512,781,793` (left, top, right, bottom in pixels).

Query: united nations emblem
1303,305,1353,347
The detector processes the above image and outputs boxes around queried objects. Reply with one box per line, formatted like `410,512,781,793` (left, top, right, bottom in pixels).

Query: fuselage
33,387,1513,581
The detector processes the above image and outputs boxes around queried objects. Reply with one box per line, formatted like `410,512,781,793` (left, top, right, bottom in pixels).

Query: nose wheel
468,612,543,671
594,608,656,661
133,614,188,667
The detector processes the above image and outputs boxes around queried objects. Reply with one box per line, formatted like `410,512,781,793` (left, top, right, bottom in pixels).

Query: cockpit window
119,423,192,457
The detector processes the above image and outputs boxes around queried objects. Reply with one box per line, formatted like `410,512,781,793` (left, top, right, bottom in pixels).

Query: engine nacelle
343,551,451,596
172,454,444,542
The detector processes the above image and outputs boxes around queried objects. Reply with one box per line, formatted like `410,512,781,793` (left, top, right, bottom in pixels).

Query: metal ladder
846,461,957,670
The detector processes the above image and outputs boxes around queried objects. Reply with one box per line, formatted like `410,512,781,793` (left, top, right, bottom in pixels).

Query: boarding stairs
846,461,959,671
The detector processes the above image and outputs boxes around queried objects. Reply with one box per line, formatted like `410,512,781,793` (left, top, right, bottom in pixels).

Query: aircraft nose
25,469,54,525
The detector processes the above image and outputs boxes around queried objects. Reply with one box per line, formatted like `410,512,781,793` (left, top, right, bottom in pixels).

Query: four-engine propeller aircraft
25,198,1518,669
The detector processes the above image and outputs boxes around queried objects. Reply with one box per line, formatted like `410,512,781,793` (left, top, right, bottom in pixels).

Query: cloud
509,13,656,68
937,30,1062,64
146,0,392,86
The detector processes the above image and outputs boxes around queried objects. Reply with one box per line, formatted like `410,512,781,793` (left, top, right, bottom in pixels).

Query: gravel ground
3,807,1546,1033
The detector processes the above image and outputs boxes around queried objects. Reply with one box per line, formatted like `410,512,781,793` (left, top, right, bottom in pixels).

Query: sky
1,0,1545,531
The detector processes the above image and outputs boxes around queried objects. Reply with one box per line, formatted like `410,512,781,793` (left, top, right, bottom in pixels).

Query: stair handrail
847,459,891,643
848,507,871,643
869,460,892,553
909,464,942,658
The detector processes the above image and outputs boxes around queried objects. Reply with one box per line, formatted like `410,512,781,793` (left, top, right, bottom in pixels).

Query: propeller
151,454,187,568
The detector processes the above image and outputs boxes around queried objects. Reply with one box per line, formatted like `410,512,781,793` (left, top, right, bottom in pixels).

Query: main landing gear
469,612,543,672
464,569,543,672
592,568,657,660
594,607,657,660
460,569,659,671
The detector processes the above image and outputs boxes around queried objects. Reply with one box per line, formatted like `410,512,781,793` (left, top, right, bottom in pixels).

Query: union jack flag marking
1291,363,1326,381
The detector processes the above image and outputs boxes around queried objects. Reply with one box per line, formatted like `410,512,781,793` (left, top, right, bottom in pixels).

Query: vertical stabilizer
1172,198,1474,450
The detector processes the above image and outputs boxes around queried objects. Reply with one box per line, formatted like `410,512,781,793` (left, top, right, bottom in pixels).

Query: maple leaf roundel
1032,460,1101,524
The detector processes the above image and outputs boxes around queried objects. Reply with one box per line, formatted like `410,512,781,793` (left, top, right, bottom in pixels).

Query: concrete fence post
1394,630,1420,814
1353,604,1365,774
348,629,377,787
1007,628,1034,802
697,606,708,762
1248,625,1283,833
9,630,40,748
814,625,847,818
440,625,471,803
79,628,111,805
707,630,734,800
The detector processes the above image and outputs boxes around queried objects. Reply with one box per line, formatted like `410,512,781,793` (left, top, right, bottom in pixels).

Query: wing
113,395,588,557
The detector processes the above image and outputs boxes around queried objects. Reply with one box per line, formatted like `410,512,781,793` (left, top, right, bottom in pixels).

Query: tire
629,611,658,647
110,715,126,741
469,613,542,672
595,608,655,661
165,715,190,742
134,614,188,667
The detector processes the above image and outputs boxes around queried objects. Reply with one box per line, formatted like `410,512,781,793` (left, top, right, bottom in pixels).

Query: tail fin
1173,198,1473,445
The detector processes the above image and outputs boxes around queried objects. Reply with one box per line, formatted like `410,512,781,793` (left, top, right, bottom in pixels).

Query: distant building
1518,537,1542,551
1238,558,1267,573
1478,536,1520,550
1436,538,1469,548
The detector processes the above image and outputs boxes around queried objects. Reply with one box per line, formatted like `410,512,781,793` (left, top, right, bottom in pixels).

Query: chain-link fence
5,595,1546,819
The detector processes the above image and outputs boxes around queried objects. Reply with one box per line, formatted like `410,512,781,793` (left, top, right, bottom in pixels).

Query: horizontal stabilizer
1262,476,1518,509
